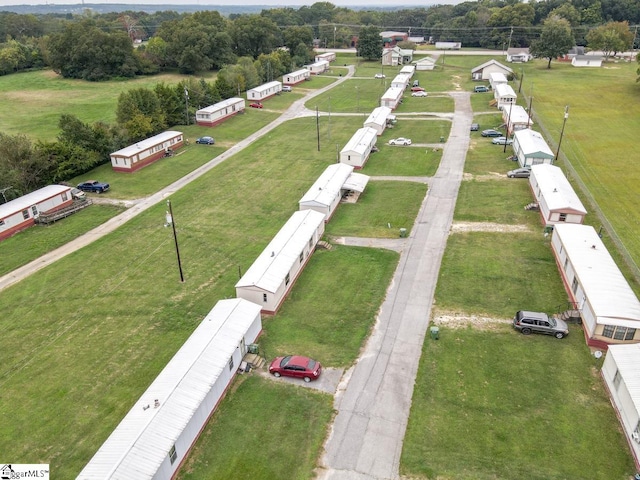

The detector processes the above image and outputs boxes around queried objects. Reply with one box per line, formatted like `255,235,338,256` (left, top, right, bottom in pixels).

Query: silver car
513,311,569,339
507,167,531,178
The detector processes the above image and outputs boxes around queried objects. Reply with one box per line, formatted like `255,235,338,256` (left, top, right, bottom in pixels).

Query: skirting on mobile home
110,131,184,172
0,185,73,241
235,209,325,314
77,298,262,480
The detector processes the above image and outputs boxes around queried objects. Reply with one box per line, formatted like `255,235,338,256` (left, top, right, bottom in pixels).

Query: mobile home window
31,206,38,216
0,219,4,226
613,369,622,389
263,293,267,303
571,277,579,294
299,252,304,263
22,209,29,220
61,192,68,201
602,325,615,338
558,213,567,222
169,445,178,465
563,258,568,270
228,356,234,371
285,273,290,286
625,328,636,340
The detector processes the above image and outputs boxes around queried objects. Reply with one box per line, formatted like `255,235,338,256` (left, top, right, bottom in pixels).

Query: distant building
110,131,184,172
435,41,461,50
471,60,513,81
247,81,282,102
572,55,603,67
195,98,245,127
283,68,310,85
380,31,408,47
382,46,413,66
506,47,532,63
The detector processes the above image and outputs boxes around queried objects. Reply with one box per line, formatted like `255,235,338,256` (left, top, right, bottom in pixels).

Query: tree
530,15,575,69
0,133,53,196
357,25,382,61
230,15,281,58
116,88,166,140
586,21,634,60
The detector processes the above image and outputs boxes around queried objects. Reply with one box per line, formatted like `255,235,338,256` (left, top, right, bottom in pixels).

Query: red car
249,102,263,108
410,86,425,92
269,355,322,382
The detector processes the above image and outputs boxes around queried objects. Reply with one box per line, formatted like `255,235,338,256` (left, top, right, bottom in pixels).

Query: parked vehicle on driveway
507,167,531,178
269,355,322,382
282,85,292,92
492,136,513,145
474,85,490,93
411,91,428,97
374,73,386,79
513,311,569,339
481,129,502,137
470,123,479,131
410,86,425,92
76,180,109,193
389,137,412,146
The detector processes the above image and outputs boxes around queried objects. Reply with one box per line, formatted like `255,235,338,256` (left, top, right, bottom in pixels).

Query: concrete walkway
0,68,355,293
318,91,472,480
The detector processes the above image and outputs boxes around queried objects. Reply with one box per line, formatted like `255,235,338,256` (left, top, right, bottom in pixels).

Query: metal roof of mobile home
299,163,354,208
287,68,310,77
514,129,554,158
530,164,586,214
77,298,262,480
248,81,282,94
504,105,533,126
364,106,392,127
494,83,516,98
554,224,640,326
607,344,640,412
488,71,509,83
471,60,512,74
391,73,410,85
235,209,325,293
343,172,370,193
110,131,183,158
196,97,244,114
0,185,70,219
381,86,404,101
340,127,377,156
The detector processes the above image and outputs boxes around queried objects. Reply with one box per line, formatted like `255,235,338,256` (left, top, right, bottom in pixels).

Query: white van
282,85,292,92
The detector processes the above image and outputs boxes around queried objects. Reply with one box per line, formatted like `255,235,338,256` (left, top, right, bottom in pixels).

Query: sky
0,0,450,6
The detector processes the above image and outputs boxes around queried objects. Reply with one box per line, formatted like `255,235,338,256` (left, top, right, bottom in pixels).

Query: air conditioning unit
631,431,640,443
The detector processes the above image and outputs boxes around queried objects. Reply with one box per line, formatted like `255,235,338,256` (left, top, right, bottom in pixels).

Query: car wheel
273,371,281,378
303,376,311,383
555,332,565,339
521,328,532,335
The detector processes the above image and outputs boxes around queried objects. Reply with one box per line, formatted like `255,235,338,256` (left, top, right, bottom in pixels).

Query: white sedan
374,73,386,79
411,91,428,97
389,137,412,146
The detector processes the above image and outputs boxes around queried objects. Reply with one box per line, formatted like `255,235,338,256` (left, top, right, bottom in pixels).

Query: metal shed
513,129,555,167
529,164,586,226
235,209,326,314
77,298,263,480
551,224,640,347
339,127,378,169
602,344,640,470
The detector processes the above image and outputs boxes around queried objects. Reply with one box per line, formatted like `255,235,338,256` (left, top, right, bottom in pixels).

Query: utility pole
316,106,320,152
165,199,185,283
507,26,513,52
527,96,533,129
504,101,514,154
555,105,570,164
333,25,336,48
184,87,189,125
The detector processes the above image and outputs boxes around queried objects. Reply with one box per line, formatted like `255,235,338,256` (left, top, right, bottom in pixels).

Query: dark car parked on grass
269,355,322,382
77,180,109,193
470,123,479,131
481,129,502,137
513,311,569,339
195,136,215,145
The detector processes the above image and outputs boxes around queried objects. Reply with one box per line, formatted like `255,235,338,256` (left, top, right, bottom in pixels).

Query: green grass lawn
381,119,451,144
402,324,635,480
363,146,441,177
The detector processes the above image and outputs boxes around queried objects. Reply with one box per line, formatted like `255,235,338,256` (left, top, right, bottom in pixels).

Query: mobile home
247,81,282,101
195,98,245,127
110,131,184,172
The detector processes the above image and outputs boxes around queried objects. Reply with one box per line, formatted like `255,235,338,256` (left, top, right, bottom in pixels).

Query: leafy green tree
586,21,634,60
254,51,290,83
357,25,382,61
154,82,185,126
0,133,52,196
230,14,281,58
530,15,575,69
116,88,166,140
283,25,314,51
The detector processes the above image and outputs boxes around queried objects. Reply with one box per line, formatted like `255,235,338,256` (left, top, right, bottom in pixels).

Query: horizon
0,0,458,6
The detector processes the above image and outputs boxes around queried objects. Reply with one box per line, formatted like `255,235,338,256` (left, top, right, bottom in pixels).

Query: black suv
513,311,569,339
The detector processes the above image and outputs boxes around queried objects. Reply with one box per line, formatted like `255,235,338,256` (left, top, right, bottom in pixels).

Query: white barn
0,185,73,241
110,131,184,172
315,52,336,63
235,209,326,314
391,73,411,89
601,344,640,469
493,83,517,110
502,104,533,135
512,129,555,167
551,224,640,348
283,68,310,85
299,163,354,221
363,106,393,135
308,60,329,75
247,81,282,101
195,98,245,127
529,164,587,226
471,60,512,81
380,86,404,110
77,298,263,480
489,71,509,89
340,127,378,169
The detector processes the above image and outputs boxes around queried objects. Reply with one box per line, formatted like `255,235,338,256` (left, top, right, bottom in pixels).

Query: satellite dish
594,351,603,359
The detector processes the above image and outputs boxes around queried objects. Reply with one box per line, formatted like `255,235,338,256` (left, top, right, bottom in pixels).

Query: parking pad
257,367,344,394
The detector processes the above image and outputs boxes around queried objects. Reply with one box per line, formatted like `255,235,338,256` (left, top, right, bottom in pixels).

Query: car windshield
307,359,316,369
280,355,292,367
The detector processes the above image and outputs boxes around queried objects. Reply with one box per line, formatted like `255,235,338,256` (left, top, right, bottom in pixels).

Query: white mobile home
380,86,404,110
308,60,329,75
414,56,436,71
247,81,282,101
283,68,310,85
314,52,336,63
512,129,555,167
572,55,603,67
493,83,517,110
340,127,378,169
502,104,533,135
299,163,354,221
0,185,73,241
529,164,587,226
551,224,640,348
363,106,393,135
110,131,184,172
399,65,415,77
435,41,461,50
195,97,245,127
77,298,263,480
602,344,640,469
471,60,513,81
391,73,411,89
235,209,325,314
489,71,509,89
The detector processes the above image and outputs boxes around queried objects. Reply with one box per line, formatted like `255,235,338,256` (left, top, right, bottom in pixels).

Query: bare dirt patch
451,221,533,234
432,309,512,331
462,172,506,182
